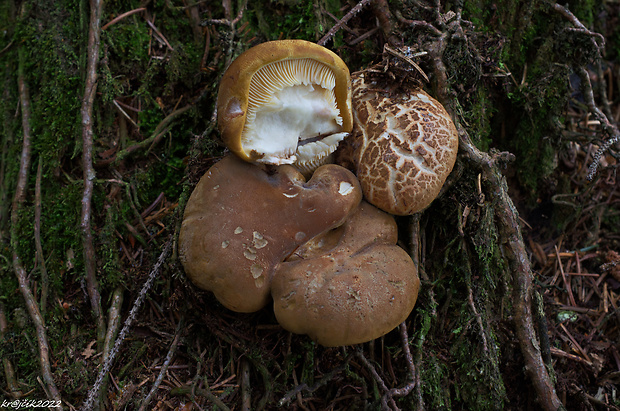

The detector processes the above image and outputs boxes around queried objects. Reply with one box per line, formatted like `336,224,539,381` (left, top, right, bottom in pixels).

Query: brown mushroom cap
217,40,353,173
178,155,362,313
271,201,420,346
337,72,458,215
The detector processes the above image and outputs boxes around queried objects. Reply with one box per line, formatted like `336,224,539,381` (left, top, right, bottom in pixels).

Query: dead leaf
82,340,97,359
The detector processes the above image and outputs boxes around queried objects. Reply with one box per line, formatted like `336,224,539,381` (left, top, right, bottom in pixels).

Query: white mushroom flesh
243,58,347,167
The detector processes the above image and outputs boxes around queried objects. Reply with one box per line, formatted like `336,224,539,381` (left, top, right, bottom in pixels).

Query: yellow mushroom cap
217,40,352,173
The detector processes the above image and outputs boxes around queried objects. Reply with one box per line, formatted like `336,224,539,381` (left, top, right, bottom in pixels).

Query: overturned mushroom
337,72,458,215
271,201,420,346
178,155,362,313
217,40,353,174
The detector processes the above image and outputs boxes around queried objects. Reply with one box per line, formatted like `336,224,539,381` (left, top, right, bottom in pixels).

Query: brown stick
138,318,184,411
318,0,373,46
101,7,146,31
107,104,193,165
34,158,48,315
80,0,106,349
0,303,22,398
13,37,61,402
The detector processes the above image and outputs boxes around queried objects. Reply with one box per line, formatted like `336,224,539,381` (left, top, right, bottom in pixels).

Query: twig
356,349,398,410
34,158,48,315
318,0,373,46
550,3,620,180
81,236,172,410
555,245,577,307
97,286,123,406
112,100,139,129
240,357,252,411
13,35,61,403
138,317,184,411
380,323,417,409
112,105,193,164
103,287,124,362
80,0,106,349
550,347,592,367
278,361,350,407
101,7,146,31
145,18,175,52
0,302,22,398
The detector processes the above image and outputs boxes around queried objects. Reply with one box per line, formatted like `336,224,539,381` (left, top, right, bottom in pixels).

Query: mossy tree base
0,0,618,410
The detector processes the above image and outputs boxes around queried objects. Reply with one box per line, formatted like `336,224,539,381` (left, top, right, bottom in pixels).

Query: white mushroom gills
242,58,347,168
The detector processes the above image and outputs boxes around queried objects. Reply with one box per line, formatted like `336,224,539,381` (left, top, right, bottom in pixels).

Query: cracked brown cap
337,72,458,215
178,155,362,313
217,40,353,174
271,201,420,346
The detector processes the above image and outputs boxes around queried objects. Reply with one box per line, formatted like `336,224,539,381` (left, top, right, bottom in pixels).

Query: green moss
246,0,343,43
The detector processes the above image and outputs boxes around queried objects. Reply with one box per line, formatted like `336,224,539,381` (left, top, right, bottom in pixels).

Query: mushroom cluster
180,40,457,346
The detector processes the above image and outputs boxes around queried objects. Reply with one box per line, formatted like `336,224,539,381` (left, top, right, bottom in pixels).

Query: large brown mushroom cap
271,202,420,346
337,72,458,215
178,155,362,313
217,40,353,173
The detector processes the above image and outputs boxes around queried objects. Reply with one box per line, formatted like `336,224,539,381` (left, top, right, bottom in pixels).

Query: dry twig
139,317,184,411
81,236,173,410
318,0,372,46
101,7,146,31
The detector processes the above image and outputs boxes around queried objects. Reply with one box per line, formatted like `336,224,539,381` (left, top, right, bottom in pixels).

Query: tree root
80,0,106,350
12,30,62,402
409,3,566,408
458,136,565,411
